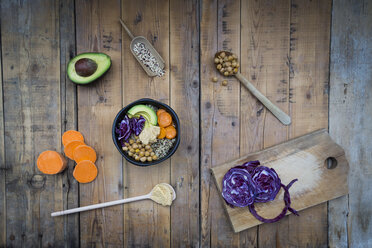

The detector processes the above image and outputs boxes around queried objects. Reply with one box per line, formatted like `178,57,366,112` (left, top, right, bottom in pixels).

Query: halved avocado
67,53,111,84
127,105,157,126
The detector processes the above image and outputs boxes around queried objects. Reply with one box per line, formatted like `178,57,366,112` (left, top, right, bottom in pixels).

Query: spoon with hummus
51,183,176,217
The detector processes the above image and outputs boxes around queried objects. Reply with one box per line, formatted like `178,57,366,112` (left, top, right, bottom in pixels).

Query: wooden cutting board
211,129,349,233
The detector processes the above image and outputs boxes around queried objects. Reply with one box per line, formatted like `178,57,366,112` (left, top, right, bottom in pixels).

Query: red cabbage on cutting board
211,129,349,233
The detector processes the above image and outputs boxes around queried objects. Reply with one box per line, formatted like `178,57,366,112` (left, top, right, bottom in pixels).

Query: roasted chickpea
220,52,226,58
128,151,133,156
216,64,222,70
233,68,239,73
227,67,232,72
145,151,150,157
135,149,140,153
132,143,138,149
129,139,134,145
129,148,135,153
224,71,229,76
145,145,151,150
141,148,145,152
147,157,153,162
214,58,220,64
135,155,140,161
222,80,228,86
225,62,231,67
232,61,237,67
140,157,147,162
228,55,234,61
150,152,155,156
220,68,225,73
122,146,128,151
139,151,145,157
152,155,158,160
212,77,218,82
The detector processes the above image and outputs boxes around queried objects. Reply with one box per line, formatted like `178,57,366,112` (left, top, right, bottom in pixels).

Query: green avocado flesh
67,53,111,84
127,105,157,126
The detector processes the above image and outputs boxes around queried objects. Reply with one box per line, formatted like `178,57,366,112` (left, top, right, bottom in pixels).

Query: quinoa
132,42,165,77
151,138,176,159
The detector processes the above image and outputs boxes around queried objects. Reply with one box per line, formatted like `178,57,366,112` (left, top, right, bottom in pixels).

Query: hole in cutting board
325,157,338,169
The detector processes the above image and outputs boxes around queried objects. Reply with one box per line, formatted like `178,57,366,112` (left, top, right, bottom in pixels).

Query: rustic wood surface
0,0,370,247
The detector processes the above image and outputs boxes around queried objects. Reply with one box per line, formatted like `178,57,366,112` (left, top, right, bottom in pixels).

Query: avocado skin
127,105,158,126
67,53,111,84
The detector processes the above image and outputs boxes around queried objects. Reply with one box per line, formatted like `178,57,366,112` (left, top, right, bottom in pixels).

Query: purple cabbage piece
248,179,299,223
222,167,256,207
115,115,145,145
251,166,281,203
221,160,298,223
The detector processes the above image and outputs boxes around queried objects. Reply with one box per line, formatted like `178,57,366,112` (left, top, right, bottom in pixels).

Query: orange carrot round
64,140,85,160
73,160,98,183
73,145,97,163
158,127,166,139
37,150,67,174
62,130,84,147
165,126,177,139
158,112,172,127
157,109,166,117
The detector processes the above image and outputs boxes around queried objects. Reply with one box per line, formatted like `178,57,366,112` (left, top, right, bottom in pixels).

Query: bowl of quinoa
112,98,180,166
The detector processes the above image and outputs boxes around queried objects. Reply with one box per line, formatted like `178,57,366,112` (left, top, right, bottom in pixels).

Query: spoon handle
235,73,291,125
51,194,150,217
119,19,135,40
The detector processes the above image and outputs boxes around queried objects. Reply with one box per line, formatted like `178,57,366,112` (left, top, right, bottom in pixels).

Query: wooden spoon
214,51,291,126
51,183,176,217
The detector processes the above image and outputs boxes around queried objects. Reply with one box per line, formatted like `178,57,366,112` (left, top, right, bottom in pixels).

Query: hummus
139,125,160,145
150,183,173,206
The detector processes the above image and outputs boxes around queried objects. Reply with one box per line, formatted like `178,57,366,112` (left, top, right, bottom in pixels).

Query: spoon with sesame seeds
119,19,165,77
214,51,291,126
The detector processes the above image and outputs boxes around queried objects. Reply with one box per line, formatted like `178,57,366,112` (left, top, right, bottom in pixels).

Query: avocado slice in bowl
127,104,158,126
67,53,111,84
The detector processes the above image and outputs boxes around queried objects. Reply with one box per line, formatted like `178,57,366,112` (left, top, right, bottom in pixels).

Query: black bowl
112,98,180,166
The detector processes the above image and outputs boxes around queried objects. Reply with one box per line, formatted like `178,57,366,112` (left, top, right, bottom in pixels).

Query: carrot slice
37,150,67,174
64,140,85,160
73,145,97,163
157,109,166,117
165,126,177,139
73,160,98,183
158,112,172,127
158,127,166,139
62,130,84,147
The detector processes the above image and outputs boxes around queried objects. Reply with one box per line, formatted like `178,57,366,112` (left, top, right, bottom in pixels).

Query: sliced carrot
64,140,85,160
158,127,166,139
157,109,166,117
62,130,84,147
165,126,177,139
37,150,67,174
158,112,172,127
73,145,97,163
73,160,98,183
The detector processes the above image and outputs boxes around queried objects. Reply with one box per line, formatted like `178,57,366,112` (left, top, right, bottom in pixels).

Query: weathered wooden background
0,0,371,247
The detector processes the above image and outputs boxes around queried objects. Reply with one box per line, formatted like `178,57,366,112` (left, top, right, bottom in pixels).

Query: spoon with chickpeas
214,51,291,126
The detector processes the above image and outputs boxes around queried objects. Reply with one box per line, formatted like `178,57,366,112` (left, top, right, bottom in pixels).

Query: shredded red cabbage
221,160,298,223
115,115,145,144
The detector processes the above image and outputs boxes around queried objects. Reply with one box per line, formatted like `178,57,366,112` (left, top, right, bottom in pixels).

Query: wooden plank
75,0,124,246
0,14,5,246
200,0,243,246
121,1,171,247
169,0,200,246
329,1,372,247
1,0,68,246
211,129,349,232
59,0,79,246
240,0,290,246
287,0,331,246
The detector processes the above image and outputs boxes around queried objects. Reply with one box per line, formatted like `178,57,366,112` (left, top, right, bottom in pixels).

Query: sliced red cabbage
248,179,299,223
221,160,298,223
222,167,256,207
251,166,281,203
116,115,145,144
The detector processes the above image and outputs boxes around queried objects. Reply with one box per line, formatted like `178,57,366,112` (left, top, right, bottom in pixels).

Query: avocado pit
75,58,98,77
